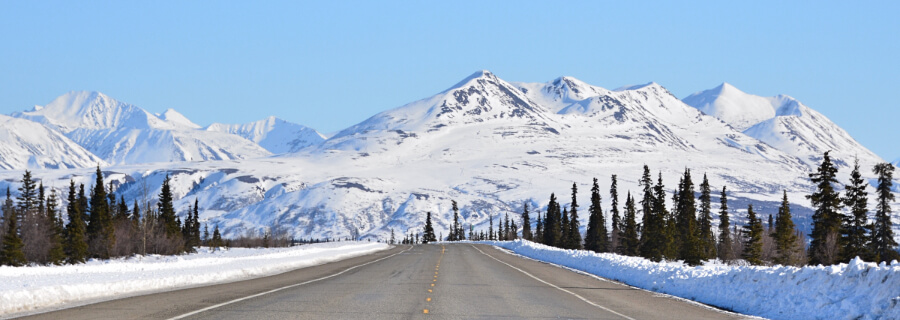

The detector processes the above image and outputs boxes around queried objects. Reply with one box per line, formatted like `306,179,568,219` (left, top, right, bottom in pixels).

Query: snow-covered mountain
206,116,325,154
0,114,106,170
683,84,884,173
12,91,271,165
1,72,894,243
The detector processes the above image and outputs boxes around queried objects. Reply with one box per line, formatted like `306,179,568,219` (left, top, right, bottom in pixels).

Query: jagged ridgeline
0,71,894,243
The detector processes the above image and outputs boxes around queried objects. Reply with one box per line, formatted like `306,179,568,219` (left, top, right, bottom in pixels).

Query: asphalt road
20,244,750,319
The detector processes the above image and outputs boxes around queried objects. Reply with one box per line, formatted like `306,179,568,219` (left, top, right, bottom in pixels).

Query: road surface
21,244,749,319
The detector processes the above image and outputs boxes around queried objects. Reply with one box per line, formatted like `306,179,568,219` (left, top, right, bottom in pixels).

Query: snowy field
477,240,900,320
0,242,389,317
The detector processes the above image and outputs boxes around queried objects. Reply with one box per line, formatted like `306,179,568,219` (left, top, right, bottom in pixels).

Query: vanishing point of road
20,244,750,319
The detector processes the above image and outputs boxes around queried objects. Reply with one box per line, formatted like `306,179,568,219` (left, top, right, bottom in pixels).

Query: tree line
441,151,896,267
0,167,288,267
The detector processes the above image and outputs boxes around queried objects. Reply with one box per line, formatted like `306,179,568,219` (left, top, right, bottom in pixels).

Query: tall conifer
697,174,715,260
423,212,437,243
774,191,800,265
807,151,843,265
842,159,869,262
64,181,88,264
870,163,898,263
568,183,583,249
521,203,532,241
610,175,622,254
742,204,763,265
718,186,733,262
622,192,640,256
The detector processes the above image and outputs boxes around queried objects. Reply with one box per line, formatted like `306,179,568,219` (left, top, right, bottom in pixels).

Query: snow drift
481,240,900,320
0,242,389,317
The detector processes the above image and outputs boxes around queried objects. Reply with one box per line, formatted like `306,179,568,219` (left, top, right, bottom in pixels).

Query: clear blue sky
1,1,898,160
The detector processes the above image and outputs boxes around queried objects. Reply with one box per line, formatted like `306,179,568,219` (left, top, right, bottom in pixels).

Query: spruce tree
504,212,511,241
842,159,869,262
45,190,65,265
774,190,800,265
870,163,898,263
638,165,655,253
488,213,494,240
510,219,518,240
622,192,640,256
534,212,544,244
560,207,570,249
807,151,843,265
585,178,608,252
64,181,88,264
697,174,715,260
544,193,561,247
718,186,733,262
192,199,201,247
0,203,25,266
16,170,37,215
568,183,583,249
676,169,702,266
451,200,460,241
742,204,764,265
211,224,223,250
87,166,115,259
158,175,179,237
423,212,437,243
610,175,622,254
640,172,667,262
521,202,532,241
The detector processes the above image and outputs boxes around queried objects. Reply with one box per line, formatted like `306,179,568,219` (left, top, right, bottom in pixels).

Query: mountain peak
446,70,498,91
159,108,201,129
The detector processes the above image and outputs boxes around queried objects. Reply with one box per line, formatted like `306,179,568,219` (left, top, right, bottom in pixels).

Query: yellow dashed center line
424,245,445,315
427,297,431,302
424,309,429,314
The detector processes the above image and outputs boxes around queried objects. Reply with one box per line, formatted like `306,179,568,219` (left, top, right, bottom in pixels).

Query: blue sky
1,1,898,160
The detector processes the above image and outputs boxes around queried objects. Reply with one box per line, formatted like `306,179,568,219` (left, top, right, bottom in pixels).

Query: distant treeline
0,167,290,266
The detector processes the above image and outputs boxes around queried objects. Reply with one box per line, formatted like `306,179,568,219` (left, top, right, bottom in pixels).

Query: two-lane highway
21,244,749,319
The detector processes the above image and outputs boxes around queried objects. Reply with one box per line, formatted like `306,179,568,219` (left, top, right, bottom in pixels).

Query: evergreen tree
64,181,88,264
158,175,179,237
0,202,25,266
842,159,869,262
697,174,715,260
718,186,733,262
676,169,703,266
451,200,460,241
87,166,115,259
742,204,764,265
638,165,654,253
622,192,640,256
870,163,898,263
534,212,544,244
521,202,532,241
560,207,570,249
488,213,494,241
16,170,37,215
774,191,800,265
422,212,437,243
807,151,843,265
504,212,511,241
45,190,65,265
585,178,608,252
543,193,561,247
510,218,518,240
203,223,209,246
640,172,667,262
211,224,223,250
390,228,396,244
568,183,583,249
610,175,622,254
192,199,201,247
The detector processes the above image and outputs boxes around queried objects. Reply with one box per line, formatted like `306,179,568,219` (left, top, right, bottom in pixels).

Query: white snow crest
481,240,900,320
0,242,389,316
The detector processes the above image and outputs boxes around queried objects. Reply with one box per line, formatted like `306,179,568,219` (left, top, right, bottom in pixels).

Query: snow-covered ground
478,240,900,320
0,242,389,317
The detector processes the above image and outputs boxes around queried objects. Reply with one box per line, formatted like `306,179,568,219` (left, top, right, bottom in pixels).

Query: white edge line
471,244,637,320
167,245,412,320
487,245,763,320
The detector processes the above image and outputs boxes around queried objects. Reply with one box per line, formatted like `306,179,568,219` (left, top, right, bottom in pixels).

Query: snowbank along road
21,244,750,319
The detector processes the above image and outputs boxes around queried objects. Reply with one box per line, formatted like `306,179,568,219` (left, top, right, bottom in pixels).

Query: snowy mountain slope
11,91,271,165
682,83,779,131
0,115,107,170
206,116,326,154
1,71,894,244
683,84,884,174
